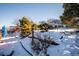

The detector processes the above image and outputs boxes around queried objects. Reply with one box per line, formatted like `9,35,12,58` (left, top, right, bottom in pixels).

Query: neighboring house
63,17,79,28
72,17,79,20
72,17,79,26
47,19,65,28
8,25,19,32
7,25,20,37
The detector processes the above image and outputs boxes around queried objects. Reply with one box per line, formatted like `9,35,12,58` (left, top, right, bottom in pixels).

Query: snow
48,28,77,32
0,40,18,46
68,35,76,39
0,29,79,56
63,50,71,55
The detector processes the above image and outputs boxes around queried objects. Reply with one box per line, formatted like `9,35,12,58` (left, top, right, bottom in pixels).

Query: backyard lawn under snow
0,29,79,56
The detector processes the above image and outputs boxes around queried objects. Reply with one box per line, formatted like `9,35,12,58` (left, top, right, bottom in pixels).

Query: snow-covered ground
0,29,79,56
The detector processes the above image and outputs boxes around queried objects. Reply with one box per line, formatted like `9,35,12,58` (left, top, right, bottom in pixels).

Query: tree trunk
32,25,34,45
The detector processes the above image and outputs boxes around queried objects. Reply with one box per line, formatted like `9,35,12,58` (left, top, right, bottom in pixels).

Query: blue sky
0,3,63,26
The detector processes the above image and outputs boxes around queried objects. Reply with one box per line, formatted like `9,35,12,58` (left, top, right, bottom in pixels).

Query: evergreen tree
19,17,33,37
38,22,49,32
60,3,79,28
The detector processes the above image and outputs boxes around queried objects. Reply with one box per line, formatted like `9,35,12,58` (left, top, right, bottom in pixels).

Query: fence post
0,31,2,43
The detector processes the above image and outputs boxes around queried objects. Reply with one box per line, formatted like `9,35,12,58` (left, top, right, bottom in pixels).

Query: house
63,17,79,28
47,19,64,28
7,25,20,37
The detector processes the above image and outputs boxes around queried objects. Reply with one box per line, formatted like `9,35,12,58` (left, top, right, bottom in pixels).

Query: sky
0,3,63,27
